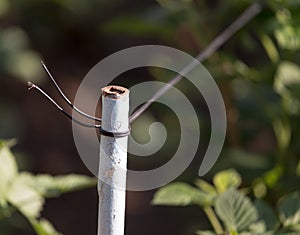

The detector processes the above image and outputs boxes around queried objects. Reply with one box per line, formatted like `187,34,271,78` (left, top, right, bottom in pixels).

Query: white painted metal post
98,85,129,235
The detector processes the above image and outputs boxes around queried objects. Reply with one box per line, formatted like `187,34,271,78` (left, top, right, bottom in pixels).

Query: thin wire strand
129,2,262,123
27,82,101,128
41,61,102,122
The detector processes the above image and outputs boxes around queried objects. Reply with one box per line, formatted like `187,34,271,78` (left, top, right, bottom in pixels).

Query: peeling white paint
98,86,129,235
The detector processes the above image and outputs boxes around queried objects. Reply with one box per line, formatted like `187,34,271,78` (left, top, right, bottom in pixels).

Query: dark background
0,0,300,234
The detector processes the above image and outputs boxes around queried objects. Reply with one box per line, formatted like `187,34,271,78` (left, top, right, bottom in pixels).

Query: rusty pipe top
101,85,129,99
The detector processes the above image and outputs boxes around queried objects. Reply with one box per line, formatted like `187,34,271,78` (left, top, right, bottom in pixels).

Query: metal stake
98,85,130,235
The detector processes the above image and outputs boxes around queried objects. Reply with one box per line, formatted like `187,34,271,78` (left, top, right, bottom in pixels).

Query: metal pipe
98,85,130,235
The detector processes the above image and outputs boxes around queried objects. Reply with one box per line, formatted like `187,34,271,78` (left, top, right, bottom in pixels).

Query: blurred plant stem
203,206,224,234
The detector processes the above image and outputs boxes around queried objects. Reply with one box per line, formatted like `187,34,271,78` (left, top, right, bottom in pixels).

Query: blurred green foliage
0,0,300,234
0,27,42,82
146,0,300,234
0,140,97,235
0,0,42,82
153,169,300,235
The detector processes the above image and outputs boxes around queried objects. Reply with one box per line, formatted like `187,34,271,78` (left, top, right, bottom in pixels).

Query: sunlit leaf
215,188,258,232
0,141,18,206
274,62,300,96
213,169,242,193
274,61,300,114
194,179,217,196
6,177,44,218
275,25,300,50
248,221,267,234
18,172,97,198
152,182,214,207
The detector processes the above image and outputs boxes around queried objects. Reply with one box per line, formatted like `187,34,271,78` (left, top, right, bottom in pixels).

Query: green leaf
6,176,44,218
0,141,18,206
248,221,267,234
273,118,291,153
0,27,29,51
0,28,42,82
229,231,239,235
278,192,300,228
274,61,300,94
0,139,17,148
18,172,97,198
152,182,214,207
213,169,242,193
30,218,62,235
263,165,284,188
260,33,279,64
215,188,258,232
274,25,300,51
254,199,279,231
6,50,43,82
194,179,218,195
253,180,268,199
274,61,300,114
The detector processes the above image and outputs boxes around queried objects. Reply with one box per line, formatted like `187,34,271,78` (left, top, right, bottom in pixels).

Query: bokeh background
0,0,300,235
